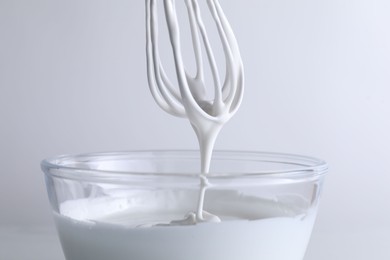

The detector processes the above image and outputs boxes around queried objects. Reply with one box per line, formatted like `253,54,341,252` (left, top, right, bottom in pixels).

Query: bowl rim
41,150,328,184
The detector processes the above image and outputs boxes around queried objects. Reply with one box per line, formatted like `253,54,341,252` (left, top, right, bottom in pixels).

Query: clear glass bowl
42,150,328,260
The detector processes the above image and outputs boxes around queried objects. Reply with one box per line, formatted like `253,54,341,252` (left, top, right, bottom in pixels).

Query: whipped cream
58,190,310,227
54,192,315,260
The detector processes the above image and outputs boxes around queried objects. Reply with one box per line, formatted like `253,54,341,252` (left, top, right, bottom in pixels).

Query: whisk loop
146,0,243,118
146,0,244,173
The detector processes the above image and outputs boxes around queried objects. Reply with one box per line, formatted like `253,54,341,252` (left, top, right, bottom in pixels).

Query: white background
1,0,390,259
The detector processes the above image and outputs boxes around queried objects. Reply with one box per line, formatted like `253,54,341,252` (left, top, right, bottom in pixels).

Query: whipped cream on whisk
146,0,244,223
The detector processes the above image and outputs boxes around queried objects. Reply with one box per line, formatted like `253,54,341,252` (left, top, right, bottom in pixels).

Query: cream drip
145,0,244,223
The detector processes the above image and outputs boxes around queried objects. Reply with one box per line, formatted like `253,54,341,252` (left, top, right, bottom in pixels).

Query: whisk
146,0,244,173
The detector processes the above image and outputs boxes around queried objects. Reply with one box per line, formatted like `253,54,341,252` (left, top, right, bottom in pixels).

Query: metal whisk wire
146,0,244,122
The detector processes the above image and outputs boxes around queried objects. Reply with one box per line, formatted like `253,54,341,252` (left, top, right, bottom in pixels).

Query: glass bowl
42,150,328,260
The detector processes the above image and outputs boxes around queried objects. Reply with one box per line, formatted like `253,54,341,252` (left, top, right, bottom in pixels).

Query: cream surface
146,0,244,222
59,190,310,227
55,191,315,260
